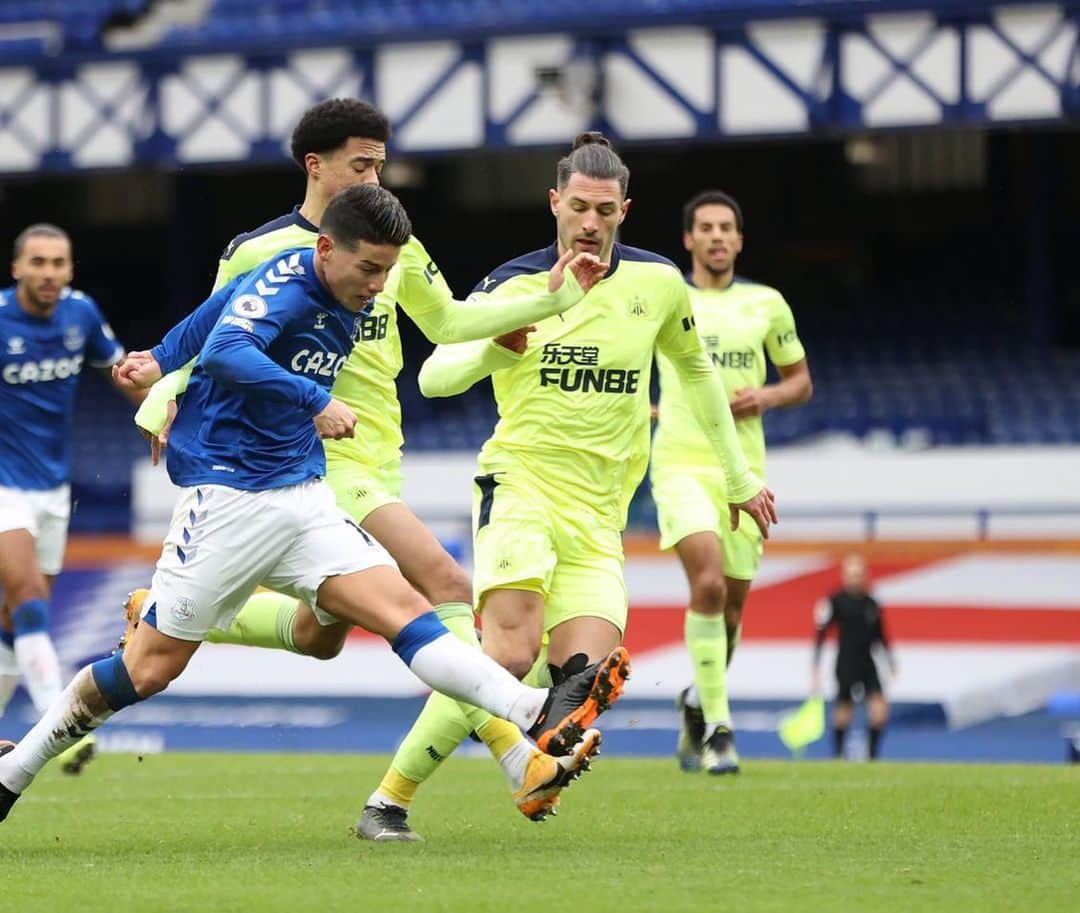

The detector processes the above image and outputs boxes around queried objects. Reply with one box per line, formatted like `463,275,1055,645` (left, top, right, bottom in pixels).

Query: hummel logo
255,253,305,297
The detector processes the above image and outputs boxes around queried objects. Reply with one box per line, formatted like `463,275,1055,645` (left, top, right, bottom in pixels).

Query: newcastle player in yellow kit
652,190,812,774
359,136,779,837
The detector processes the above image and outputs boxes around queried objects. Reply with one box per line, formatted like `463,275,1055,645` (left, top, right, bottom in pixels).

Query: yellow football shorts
471,471,628,636
325,457,403,525
651,467,763,581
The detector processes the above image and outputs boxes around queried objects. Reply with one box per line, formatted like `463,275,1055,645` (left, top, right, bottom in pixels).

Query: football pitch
1,754,1076,913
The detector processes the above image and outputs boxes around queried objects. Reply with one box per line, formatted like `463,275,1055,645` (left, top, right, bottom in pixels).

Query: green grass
1,754,1077,913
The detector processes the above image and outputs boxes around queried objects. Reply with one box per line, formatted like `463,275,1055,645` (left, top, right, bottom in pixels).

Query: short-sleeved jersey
214,206,450,469
158,249,357,491
472,242,704,528
0,286,123,489
652,277,804,482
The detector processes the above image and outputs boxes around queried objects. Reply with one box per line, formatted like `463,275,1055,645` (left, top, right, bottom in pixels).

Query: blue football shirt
0,286,123,490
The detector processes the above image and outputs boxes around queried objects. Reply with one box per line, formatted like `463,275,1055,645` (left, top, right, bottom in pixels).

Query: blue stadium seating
0,0,997,56
0,0,146,54
65,339,1080,533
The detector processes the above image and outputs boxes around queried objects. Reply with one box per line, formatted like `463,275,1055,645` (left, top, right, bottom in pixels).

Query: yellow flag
778,696,826,754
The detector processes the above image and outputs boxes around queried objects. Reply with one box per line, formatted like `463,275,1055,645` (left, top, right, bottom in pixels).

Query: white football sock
406,633,547,731
13,631,63,714
0,666,115,794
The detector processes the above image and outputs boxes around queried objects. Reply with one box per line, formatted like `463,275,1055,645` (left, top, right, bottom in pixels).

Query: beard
701,260,730,277
28,286,60,311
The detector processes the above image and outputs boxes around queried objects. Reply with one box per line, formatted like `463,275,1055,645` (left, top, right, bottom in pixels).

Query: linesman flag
778,696,826,754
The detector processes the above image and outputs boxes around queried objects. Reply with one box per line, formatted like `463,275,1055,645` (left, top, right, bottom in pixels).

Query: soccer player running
811,553,896,760
356,134,777,839
654,190,813,775
0,224,144,776
127,99,617,833
0,186,626,825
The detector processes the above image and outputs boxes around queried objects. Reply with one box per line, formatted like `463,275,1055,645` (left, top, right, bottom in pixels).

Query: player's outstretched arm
128,275,246,430
418,336,525,398
404,247,607,345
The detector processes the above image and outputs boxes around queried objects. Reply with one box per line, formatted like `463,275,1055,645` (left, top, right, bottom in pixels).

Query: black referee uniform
814,590,891,701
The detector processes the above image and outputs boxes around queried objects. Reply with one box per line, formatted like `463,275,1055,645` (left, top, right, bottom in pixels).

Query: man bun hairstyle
682,190,744,234
556,131,630,196
290,98,391,169
320,184,412,249
13,223,70,259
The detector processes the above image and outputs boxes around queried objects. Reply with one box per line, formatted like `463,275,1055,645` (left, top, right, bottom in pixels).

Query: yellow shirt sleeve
764,291,806,367
655,279,762,503
401,237,586,344
418,339,523,398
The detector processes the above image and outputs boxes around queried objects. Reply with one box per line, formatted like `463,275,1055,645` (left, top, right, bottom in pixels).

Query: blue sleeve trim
392,611,450,665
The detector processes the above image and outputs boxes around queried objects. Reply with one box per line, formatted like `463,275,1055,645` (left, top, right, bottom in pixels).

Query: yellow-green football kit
651,276,805,738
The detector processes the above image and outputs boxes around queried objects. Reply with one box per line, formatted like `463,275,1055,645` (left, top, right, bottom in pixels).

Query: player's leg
0,621,17,717
356,499,502,828
672,532,734,769
361,500,473,610
314,567,616,741
723,578,752,669
865,666,888,759
0,487,66,716
355,476,628,839
357,477,556,840
0,616,201,819
833,673,855,758
289,463,474,659
704,516,763,773
201,463,473,662
359,586,540,841
653,470,736,772
276,483,623,744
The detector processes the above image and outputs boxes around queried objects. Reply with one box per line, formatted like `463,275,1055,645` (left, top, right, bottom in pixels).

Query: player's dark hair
682,190,744,234
12,223,70,259
290,98,391,169
320,184,411,249
556,131,630,197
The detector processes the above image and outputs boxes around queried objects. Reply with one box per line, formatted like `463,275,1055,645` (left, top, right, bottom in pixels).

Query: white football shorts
145,479,396,641
0,484,71,576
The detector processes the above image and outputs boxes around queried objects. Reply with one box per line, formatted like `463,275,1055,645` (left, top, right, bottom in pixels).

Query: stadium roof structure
0,0,1075,173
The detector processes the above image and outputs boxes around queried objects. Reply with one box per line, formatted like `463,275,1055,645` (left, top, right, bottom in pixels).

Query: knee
127,663,175,699
501,651,539,681
689,572,726,615
425,559,473,607
485,635,541,681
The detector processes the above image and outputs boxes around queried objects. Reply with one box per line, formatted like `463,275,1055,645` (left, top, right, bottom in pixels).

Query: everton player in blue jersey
0,185,624,826
0,224,142,775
